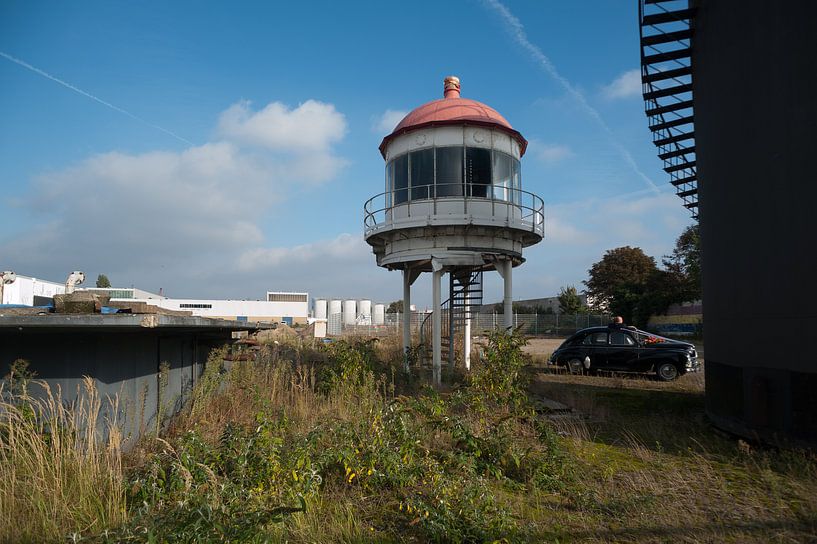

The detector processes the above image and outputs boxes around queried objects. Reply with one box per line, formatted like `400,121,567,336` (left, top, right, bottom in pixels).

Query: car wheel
566,358,584,375
656,362,679,381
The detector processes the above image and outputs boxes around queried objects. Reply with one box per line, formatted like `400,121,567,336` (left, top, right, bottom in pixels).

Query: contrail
482,0,660,193
0,51,194,146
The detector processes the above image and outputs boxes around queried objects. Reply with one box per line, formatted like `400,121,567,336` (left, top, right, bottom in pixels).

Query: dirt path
521,337,565,361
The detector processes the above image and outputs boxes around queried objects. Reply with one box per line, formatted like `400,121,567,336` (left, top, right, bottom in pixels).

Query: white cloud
0,99,379,299
601,69,642,100
237,233,366,270
216,99,348,183
372,109,407,134
529,141,574,164
544,215,594,245
4,141,269,279
218,99,347,152
542,190,692,256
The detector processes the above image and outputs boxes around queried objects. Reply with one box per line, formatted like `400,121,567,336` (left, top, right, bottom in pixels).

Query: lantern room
363,76,544,384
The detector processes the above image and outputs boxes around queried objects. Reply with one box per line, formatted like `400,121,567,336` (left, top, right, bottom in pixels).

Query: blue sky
0,0,693,306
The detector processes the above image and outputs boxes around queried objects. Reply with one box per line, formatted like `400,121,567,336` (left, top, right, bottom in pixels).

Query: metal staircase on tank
639,0,698,218
420,270,483,370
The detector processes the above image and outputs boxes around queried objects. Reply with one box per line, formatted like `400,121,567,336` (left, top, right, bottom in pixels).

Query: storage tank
314,299,327,319
373,303,386,325
328,299,342,318
343,299,357,325
328,299,343,335
358,299,372,320
637,0,817,446
691,0,817,446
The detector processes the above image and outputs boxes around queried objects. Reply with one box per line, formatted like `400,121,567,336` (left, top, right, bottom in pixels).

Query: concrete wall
693,0,817,445
0,328,229,445
647,301,702,336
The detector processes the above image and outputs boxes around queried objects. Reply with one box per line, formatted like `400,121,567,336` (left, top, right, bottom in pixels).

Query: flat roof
0,314,275,332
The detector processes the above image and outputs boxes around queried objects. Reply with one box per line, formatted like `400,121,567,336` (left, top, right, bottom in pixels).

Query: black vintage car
548,326,700,381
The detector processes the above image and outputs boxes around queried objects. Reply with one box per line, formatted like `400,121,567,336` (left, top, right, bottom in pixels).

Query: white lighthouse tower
364,77,544,384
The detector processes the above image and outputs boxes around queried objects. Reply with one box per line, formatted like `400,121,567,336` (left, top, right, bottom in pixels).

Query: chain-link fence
472,313,609,336
327,311,425,337
328,312,608,338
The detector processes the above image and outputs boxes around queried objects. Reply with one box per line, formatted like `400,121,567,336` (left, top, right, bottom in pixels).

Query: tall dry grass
0,377,126,543
183,343,393,441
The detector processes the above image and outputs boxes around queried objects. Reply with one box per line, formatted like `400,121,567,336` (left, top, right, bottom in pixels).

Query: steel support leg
503,260,513,332
432,268,442,386
402,268,412,373
464,291,472,371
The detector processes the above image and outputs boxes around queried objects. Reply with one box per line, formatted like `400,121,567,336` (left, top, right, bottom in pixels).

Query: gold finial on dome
443,76,461,98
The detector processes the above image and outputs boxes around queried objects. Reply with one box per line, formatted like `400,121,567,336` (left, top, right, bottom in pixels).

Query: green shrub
465,328,529,414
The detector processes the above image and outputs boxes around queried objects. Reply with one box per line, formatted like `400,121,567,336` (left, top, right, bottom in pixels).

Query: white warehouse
1,275,65,306
154,292,308,325
83,288,309,325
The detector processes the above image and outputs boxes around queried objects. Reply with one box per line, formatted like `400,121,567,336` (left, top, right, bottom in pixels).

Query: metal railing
363,182,545,239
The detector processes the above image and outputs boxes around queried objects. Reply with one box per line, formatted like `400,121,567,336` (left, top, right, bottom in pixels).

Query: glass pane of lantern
493,151,512,201
435,147,463,197
410,148,433,201
512,157,521,204
466,147,491,198
393,154,408,205
385,161,392,208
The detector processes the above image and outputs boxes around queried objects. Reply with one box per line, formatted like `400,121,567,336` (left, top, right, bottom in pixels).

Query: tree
96,274,111,288
663,224,701,302
386,300,403,313
584,246,658,313
557,285,586,314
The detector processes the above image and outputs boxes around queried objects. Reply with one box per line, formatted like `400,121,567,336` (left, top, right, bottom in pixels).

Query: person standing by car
609,316,637,330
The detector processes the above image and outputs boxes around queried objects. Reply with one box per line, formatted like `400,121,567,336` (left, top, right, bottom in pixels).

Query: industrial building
82,288,309,325
0,274,65,306
81,287,165,300
2,273,308,325
638,0,817,445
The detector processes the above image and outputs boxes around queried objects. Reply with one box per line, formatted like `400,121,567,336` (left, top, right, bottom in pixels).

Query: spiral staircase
420,270,483,370
639,0,698,218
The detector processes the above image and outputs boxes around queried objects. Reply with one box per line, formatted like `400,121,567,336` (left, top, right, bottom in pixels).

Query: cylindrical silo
358,299,372,319
693,0,817,446
328,299,343,335
357,299,372,325
373,303,386,325
314,299,327,319
343,299,357,325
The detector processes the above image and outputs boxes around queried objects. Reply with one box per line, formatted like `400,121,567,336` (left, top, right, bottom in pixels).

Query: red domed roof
393,97,514,133
379,78,527,158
